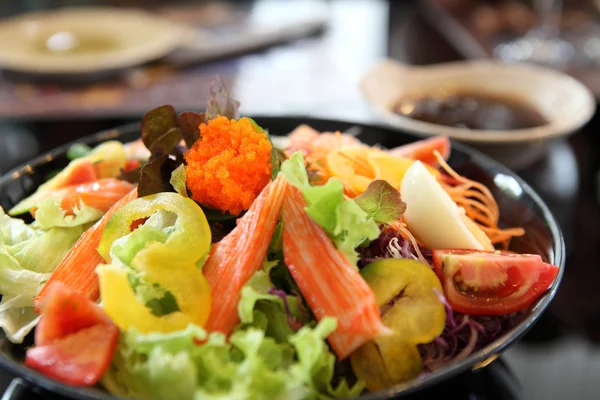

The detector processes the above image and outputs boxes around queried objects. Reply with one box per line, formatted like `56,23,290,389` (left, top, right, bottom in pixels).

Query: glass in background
494,0,600,69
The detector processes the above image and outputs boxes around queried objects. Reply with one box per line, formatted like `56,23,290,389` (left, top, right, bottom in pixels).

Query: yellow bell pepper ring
97,192,211,266
96,192,213,333
97,262,211,333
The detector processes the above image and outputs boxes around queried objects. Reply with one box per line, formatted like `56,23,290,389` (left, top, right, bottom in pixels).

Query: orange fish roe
184,116,273,216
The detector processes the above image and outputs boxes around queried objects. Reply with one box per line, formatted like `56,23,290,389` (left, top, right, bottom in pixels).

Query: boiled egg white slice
400,161,493,250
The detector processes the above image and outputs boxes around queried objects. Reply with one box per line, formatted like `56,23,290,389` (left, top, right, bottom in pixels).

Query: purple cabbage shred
418,289,526,371
268,287,303,331
358,226,432,268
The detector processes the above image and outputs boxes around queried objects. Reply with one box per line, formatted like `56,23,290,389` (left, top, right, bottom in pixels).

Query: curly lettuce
103,318,362,400
280,152,380,265
0,207,87,343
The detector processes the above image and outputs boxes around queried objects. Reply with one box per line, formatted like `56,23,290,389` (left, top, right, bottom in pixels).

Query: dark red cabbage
358,227,432,268
418,290,526,371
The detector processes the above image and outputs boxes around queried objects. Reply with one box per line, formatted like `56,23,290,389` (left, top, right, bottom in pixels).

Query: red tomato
387,136,451,166
432,249,559,315
65,160,98,186
124,159,141,171
26,324,119,386
35,282,113,346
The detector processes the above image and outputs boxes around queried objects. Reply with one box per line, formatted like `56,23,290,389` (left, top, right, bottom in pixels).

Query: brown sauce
394,91,548,130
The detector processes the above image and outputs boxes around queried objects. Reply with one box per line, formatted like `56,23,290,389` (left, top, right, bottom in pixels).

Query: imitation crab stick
31,179,136,216
203,175,287,335
282,183,390,359
35,188,137,310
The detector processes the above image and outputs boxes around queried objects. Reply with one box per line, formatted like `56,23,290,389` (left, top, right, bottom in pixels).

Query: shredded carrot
434,151,525,247
184,116,272,216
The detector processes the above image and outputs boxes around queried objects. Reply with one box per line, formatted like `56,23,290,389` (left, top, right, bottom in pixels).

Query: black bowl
0,117,564,400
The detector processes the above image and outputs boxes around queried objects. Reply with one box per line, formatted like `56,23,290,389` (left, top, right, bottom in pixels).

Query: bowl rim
360,59,597,144
0,117,565,400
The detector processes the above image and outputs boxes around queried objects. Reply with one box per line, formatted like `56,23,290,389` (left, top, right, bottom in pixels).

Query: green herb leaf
280,152,380,266
355,180,406,224
177,111,205,148
66,143,92,160
169,164,188,198
247,118,284,180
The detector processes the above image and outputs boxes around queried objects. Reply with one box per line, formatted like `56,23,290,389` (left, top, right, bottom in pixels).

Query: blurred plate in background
0,7,192,75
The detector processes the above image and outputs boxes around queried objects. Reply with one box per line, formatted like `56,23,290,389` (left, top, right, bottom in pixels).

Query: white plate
0,7,192,75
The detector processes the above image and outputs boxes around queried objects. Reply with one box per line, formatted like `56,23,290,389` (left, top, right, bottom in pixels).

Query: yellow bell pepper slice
96,192,212,334
350,259,446,391
97,192,211,265
367,150,440,190
326,147,440,196
98,261,211,334
325,147,374,194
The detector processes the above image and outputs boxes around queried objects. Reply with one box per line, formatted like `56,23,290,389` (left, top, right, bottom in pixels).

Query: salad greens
103,318,362,400
132,76,242,199
34,198,104,229
355,180,406,225
66,143,93,161
237,267,304,343
0,207,87,342
280,152,380,265
170,164,189,198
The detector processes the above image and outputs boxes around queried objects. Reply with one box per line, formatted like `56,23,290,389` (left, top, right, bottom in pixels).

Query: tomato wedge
27,282,119,386
432,249,559,315
26,324,119,386
35,282,113,346
387,136,450,167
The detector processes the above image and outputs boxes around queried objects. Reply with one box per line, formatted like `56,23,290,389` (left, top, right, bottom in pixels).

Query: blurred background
0,1,599,399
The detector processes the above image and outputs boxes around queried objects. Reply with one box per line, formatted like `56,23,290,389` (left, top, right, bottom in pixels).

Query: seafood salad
0,77,559,399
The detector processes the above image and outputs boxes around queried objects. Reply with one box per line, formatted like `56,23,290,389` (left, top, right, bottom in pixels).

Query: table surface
0,1,599,399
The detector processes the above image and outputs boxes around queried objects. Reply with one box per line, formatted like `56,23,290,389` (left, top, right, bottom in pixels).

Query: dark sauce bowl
361,60,595,171
0,117,564,400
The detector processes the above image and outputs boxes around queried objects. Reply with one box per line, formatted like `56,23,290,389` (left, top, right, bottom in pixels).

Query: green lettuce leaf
108,211,181,317
280,152,380,265
33,198,103,229
0,207,86,342
355,180,406,225
66,143,92,160
102,318,361,400
0,294,40,344
170,164,189,198
236,269,302,344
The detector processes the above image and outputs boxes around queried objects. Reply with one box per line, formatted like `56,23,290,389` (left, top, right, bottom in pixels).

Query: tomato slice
26,324,119,386
432,249,559,315
387,136,451,166
29,282,118,386
35,282,113,346
124,159,141,171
